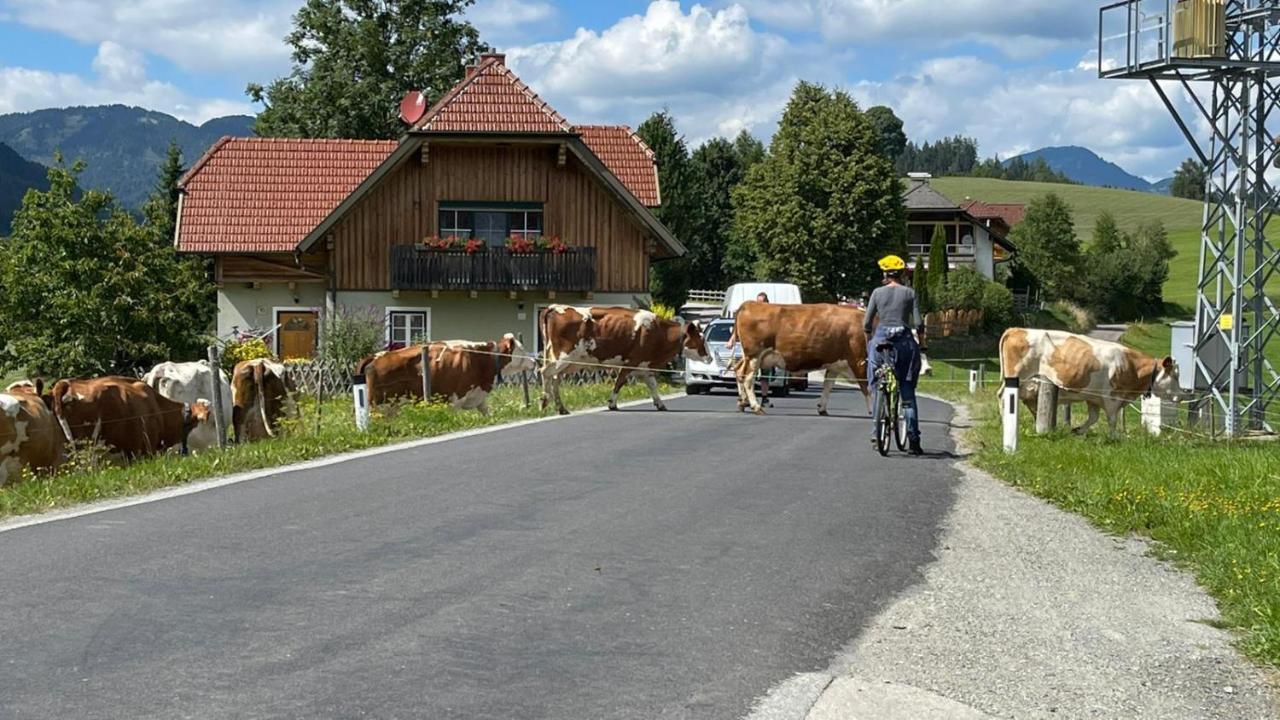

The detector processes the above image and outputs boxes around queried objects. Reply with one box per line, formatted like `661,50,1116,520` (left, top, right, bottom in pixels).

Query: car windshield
705,323,734,343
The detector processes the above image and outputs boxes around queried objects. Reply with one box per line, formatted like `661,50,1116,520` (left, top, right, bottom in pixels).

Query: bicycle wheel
875,387,892,457
892,390,907,452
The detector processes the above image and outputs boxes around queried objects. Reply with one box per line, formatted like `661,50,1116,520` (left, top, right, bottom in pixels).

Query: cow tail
354,355,376,378
539,307,553,365
254,362,275,439
49,379,75,443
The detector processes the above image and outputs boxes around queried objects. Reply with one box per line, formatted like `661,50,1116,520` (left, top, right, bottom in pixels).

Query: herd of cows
0,302,1186,488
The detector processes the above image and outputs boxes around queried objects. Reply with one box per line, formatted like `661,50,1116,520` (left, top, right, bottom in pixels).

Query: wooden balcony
390,246,597,292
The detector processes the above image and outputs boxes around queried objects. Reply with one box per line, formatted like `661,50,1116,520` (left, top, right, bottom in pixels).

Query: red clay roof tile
578,125,660,207
177,137,396,253
960,200,1026,230
414,54,572,134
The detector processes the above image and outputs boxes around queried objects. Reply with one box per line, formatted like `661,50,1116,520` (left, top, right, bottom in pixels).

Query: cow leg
743,357,765,415
609,369,630,411
643,372,667,411
733,359,749,410
818,372,836,416
1074,403,1101,434
552,365,570,416
1104,400,1124,437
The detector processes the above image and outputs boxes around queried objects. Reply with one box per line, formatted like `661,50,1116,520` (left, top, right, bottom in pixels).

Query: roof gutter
173,190,186,251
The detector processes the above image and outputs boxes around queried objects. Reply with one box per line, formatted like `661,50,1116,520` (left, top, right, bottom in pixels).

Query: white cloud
467,0,557,44
91,41,146,88
736,0,1094,57
508,1,840,143
3,0,295,76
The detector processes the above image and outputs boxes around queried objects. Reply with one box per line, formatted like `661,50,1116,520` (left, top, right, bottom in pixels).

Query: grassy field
0,381,661,521
931,177,1206,311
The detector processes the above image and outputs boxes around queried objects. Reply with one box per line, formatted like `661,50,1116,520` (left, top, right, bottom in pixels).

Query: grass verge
947,390,1280,668
0,381,662,522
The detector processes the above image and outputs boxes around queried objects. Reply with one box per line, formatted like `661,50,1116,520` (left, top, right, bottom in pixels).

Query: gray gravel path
789,403,1280,719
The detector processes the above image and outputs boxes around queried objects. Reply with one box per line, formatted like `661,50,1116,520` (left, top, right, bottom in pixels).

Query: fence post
968,365,979,394
352,373,370,431
518,332,531,408
420,344,432,403
1002,377,1020,453
206,345,228,449
1035,381,1059,434
1141,395,1165,436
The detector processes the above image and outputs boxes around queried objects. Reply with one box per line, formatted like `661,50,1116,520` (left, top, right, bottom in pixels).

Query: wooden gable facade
323,141,653,293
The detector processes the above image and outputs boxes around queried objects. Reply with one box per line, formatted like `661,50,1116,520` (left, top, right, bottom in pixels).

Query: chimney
481,52,506,65
464,64,480,80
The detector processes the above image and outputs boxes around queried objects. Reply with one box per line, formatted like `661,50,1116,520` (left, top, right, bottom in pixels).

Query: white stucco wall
975,226,996,280
217,285,648,353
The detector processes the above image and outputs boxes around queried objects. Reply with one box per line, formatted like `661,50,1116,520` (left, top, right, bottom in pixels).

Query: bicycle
872,342,908,457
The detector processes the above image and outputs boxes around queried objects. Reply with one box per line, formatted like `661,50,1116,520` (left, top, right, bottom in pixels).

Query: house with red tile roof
902,176,1017,280
176,53,680,359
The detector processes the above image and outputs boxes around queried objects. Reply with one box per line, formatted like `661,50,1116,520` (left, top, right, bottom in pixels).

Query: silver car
684,319,788,395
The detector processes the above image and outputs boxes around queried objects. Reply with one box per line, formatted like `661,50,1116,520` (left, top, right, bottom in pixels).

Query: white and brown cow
0,380,61,485
231,359,295,443
143,360,234,451
540,305,710,415
48,376,210,459
732,301,873,416
354,334,535,415
999,328,1181,435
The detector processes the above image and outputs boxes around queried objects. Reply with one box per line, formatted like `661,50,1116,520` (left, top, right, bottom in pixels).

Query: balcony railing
908,243,977,261
390,246,597,292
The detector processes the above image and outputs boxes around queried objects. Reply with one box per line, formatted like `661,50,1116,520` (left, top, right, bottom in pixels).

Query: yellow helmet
878,254,907,272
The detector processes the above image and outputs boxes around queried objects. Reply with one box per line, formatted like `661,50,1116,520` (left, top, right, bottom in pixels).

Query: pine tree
1169,158,1206,201
913,257,931,314
927,224,949,303
1091,211,1123,255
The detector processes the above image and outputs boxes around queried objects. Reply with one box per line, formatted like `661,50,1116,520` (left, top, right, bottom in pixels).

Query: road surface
0,391,958,720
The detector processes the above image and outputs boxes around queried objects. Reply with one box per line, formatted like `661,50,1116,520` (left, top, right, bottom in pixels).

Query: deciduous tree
865,105,907,161
247,0,488,139
1008,193,1081,301
733,82,905,301
1169,158,1206,201
637,111,698,308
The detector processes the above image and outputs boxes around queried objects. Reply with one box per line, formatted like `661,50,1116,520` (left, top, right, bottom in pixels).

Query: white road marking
0,394,685,535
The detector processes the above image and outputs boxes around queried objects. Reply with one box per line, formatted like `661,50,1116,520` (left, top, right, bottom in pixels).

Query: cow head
1151,356,1182,400
682,321,712,363
497,333,536,377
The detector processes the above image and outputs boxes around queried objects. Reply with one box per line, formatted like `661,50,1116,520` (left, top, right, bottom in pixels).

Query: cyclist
863,255,926,455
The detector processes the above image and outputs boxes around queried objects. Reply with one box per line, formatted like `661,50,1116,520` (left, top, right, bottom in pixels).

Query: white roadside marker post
1141,395,1165,436
969,366,979,394
1002,377,1019,453
352,373,370,432
420,345,432,403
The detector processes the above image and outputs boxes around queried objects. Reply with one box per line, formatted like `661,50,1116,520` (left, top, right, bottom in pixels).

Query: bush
221,337,273,372
981,282,1016,333
936,266,986,311
318,305,384,372
1079,220,1173,321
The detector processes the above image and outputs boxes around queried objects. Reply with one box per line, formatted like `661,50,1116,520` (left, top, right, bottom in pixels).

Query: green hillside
931,177,1204,310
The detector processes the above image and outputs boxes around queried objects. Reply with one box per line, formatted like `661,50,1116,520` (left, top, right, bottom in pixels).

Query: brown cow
0,380,61,485
355,334,536,414
732,301,872,416
48,376,208,459
231,359,295,443
540,305,711,415
999,328,1181,435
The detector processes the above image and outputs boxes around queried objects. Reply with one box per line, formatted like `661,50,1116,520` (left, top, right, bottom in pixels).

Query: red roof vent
399,91,427,126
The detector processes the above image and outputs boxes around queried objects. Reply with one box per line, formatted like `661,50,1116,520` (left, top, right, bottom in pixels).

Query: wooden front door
277,311,319,360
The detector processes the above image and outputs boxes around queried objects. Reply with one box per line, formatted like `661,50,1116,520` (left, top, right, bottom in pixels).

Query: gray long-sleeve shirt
864,283,922,334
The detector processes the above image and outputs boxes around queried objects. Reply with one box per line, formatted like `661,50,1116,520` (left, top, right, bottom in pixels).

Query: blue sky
0,1,1193,179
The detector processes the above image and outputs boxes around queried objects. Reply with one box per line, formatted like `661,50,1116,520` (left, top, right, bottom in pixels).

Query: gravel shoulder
749,402,1279,720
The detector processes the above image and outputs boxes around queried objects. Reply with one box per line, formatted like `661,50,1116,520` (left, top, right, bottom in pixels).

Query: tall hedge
927,224,949,301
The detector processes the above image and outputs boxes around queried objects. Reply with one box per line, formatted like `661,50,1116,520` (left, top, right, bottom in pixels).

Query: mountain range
0,141,49,235
1005,146,1168,193
0,105,254,218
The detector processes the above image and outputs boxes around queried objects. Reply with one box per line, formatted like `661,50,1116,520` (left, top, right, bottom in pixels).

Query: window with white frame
386,308,430,349
439,204,543,246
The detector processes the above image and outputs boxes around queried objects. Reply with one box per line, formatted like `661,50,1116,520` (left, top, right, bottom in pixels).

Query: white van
722,283,802,317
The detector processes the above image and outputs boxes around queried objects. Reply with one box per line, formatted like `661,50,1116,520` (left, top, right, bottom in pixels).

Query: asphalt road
0,390,958,720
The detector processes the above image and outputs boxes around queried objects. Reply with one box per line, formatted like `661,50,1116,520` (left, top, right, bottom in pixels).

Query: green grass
0,381,662,521
968,410,1280,667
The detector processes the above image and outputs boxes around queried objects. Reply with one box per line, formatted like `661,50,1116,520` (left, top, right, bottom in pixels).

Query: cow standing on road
732,302,872,416
0,381,61,485
355,334,535,414
999,328,1181,436
540,306,711,415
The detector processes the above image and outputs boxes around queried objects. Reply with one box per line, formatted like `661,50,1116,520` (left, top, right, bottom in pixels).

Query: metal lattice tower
1100,0,1280,436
